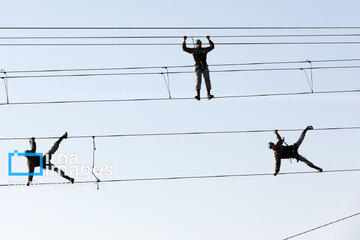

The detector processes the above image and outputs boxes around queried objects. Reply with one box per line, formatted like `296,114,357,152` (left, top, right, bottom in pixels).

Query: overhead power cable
2,169,360,187
1,26,360,30
5,65,360,79
5,57,360,74
2,33,360,39
3,41,360,46
0,89,359,106
0,126,359,141
284,211,360,239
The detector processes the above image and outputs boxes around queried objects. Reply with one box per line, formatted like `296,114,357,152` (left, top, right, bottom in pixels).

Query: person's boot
64,175,75,183
305,126,313,131
62,132,68,139
59,132,68,142
195,90,201,101
55,132,68,145
318,168,323,172
207,90,214,100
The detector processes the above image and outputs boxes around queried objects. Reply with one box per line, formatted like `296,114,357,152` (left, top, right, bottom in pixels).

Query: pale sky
0,0,359,239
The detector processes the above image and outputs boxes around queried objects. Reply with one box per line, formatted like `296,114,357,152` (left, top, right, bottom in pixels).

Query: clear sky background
0,0,359,239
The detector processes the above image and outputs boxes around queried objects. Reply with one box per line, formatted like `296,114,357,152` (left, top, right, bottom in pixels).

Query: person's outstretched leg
195,68,202,100
294,126,313,149
203,67,213,99
48,163,74,183
296,154,323,172
43,132,67,167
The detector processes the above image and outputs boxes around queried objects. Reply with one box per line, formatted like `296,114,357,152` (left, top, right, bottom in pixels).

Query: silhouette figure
183,35,215,100
268,126,323,176
25,132,74,186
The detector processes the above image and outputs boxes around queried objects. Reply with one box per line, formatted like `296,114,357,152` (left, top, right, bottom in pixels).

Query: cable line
0,89,359,106
5,65,360,80
0,89,359,107
3,41,360,46
1,26,360,30
4,58,360,74
2,168,360,187
284,212,360,239
0,125,359,141
2,33,360,39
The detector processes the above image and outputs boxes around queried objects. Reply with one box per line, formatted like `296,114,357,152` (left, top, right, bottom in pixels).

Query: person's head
195,39,202,48
268,142,275,150
24,150,32,158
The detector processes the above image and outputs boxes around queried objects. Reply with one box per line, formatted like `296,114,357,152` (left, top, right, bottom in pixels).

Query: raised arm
274,129,283,142
205,36,214,52
182,36,193,53
29,137,36,153
273,130,283,176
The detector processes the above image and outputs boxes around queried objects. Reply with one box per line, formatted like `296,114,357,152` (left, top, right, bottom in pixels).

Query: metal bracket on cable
301,60,314,93
92,136,101,190
161,67,171,99
1,69,9,104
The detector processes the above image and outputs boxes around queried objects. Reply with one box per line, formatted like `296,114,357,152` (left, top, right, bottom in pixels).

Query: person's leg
195,68,202,100
46,163,74,183
45,132,68,163
294,126,313,148
42,133,73,183
203,67,213,99
296,154,323,172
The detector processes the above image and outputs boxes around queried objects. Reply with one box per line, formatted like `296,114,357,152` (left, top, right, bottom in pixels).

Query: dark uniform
272,127,322,175
26,133,74,184
182,39,214,92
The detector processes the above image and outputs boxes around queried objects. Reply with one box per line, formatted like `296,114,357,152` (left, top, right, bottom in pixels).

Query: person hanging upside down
25,132,74,186
182,35,215,100
268,126,323,176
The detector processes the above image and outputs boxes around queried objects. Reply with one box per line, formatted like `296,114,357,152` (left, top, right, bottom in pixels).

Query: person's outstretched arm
29,137,36,153
182,36,193,53
274,130,284,150
26,137,36,186
205,36,214,52
273,130,283,176
274,155,281,176
274,129,282,141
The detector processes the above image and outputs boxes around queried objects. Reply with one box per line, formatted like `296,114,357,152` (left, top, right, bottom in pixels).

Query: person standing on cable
25,132,74,186
183,35,215,100
268,126,323,176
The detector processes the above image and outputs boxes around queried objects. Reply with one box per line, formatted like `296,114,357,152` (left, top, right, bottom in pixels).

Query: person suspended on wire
183,35,215,100
25,132,74,186
268,126,323,176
